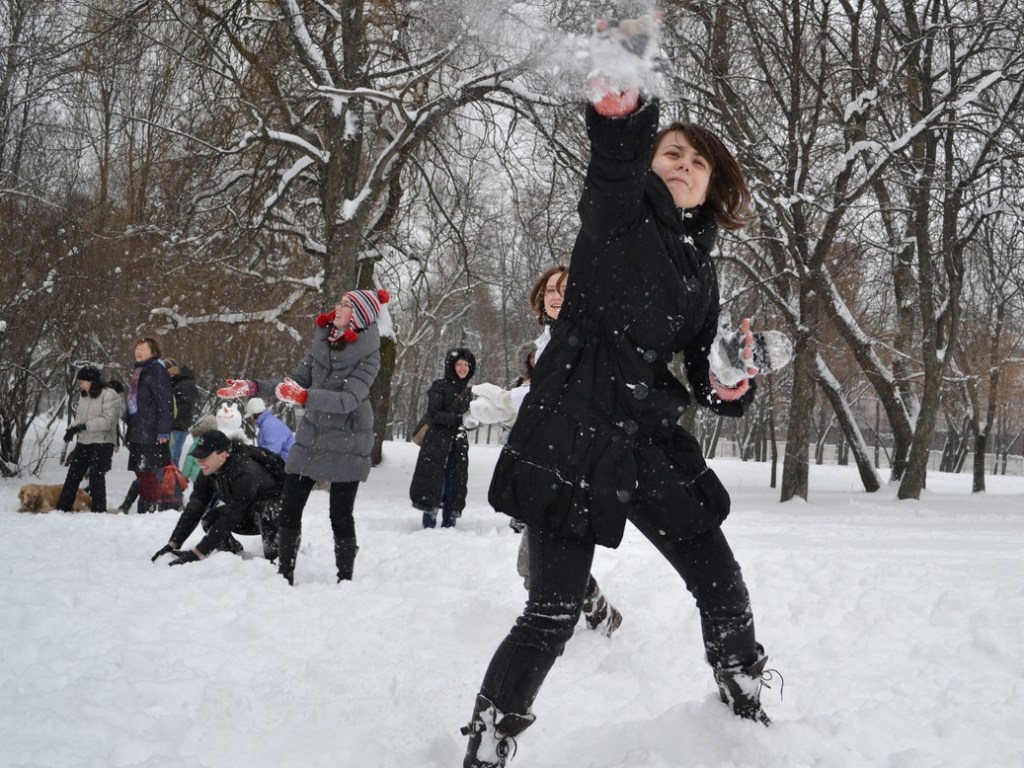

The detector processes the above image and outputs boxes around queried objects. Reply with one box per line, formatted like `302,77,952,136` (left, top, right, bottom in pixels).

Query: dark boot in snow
118,480,139,514
582,575,623,637
461,693,534,768
257,499,281,562
713,643,780,726
334,537,358,582
277,527,300,585
220,533,244,555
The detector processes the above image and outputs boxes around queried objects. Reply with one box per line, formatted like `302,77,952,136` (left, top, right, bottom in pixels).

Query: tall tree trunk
781,288,819,501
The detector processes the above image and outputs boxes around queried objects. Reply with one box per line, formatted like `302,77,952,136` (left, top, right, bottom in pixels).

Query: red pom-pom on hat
377,289,390,305
343,328,359,343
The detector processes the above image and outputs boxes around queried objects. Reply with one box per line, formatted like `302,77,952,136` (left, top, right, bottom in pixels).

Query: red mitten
709,372,751,402
316,309,336,328
275,377,308,406
590,78,640,117
216,379,257,399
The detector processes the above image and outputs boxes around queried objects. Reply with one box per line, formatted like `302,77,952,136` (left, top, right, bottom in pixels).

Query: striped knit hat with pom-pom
341,288,390,342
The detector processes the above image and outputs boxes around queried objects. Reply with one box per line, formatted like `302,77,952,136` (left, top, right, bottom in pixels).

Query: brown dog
17,483,92,513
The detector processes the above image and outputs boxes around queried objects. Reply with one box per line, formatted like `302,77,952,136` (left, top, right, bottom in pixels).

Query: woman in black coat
125,337,174,514
409,347,476,528
460,89,773,764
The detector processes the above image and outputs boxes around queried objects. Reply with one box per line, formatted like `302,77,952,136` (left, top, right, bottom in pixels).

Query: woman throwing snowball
459,14,777,768
217,288,389,585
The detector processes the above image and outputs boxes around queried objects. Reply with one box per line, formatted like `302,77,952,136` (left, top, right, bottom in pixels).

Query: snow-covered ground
2,438,1022,768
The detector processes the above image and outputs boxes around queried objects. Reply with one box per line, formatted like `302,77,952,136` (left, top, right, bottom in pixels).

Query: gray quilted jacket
257,323,381,482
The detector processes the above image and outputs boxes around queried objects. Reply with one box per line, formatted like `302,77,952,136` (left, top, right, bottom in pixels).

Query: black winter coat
409,348,476,513
169,449,280,555
489,100,754,548
170,366,198,432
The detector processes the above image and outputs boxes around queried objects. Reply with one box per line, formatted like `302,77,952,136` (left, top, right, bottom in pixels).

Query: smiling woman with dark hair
459,16,774,765
409,347,477,529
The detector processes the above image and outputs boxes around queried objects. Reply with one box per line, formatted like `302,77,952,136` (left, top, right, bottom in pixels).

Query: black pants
57,443,114,512
201,497,281,558
479,520,756,715
278,474,359,540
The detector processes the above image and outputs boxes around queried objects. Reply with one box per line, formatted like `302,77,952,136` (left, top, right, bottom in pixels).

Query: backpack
238,444,287,488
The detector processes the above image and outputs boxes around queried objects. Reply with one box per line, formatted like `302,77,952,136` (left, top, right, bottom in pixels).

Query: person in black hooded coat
460,80,777,765
409,347,476,528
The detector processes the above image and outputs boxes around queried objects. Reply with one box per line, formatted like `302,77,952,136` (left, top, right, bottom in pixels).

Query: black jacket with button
409,348,476,513
489,99,754,548
169,449,280,554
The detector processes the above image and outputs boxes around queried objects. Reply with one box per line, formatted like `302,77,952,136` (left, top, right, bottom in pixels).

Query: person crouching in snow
409,347,476,528
216,288,388,584
151,430,282,565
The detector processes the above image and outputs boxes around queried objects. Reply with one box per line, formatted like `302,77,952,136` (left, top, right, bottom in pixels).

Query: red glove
217,379,257,398
709,371,751,402
275,377,308,406
590,76,639,117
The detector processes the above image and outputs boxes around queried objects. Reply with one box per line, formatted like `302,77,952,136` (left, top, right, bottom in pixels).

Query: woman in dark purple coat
125,337,174,514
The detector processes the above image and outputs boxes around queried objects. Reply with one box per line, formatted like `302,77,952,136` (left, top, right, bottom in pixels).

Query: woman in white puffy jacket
57,366,122,512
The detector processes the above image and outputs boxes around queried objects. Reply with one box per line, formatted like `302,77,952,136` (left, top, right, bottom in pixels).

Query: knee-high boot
277,527,300,585
461,693,534,768
334,537,358,582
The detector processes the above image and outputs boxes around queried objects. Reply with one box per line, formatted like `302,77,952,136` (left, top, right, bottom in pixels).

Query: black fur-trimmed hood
443,347,476,384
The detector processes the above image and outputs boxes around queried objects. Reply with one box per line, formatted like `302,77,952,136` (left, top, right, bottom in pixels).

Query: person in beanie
245,397,296,460
409,347,476,528
56,366,122,512
216,287,389,584
150,430,282,566
125,337,174,513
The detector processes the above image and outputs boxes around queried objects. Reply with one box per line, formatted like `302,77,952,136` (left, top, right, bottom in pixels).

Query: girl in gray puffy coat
216,288,389,585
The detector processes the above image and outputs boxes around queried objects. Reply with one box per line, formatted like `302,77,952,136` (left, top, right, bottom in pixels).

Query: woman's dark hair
528,266,569,326
653,122,752,231
134,336,162,359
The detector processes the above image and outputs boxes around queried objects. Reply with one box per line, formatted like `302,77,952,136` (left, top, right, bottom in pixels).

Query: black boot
277,527,300,585
258,499,281,563
461,693,534,768
334,537,358,582
713,643,779,726
220,534,244,555
118,480,139,514
582,575,622,637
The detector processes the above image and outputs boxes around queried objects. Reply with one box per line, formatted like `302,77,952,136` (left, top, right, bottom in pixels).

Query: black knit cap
77,366,102,383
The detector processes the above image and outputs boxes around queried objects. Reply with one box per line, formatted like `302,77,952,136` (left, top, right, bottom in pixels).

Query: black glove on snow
63,424,86,442
168,549,201,566
151,544,176,562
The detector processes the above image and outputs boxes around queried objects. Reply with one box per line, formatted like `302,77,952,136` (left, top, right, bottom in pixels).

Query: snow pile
2,440,1022,767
